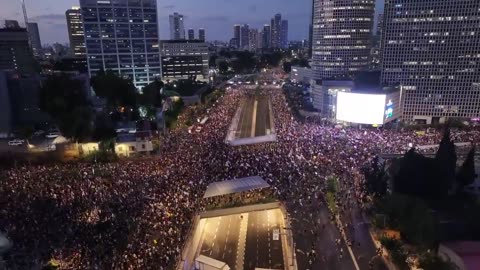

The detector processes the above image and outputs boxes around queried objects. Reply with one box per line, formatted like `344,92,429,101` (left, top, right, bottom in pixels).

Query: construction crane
21,0,29,27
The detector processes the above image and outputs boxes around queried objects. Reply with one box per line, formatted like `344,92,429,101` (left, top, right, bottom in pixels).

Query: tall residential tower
79,0,161,89
66,6,86,57
169,12,185,40
312,0,375,79
381,0,480,123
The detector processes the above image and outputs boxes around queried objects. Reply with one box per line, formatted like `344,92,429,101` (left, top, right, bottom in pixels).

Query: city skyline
0,0,385,44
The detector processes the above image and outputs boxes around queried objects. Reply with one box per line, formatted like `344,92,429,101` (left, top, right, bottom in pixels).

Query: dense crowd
1,76,480,269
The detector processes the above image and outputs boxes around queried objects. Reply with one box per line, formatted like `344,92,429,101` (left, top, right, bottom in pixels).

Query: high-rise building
381,0,480,123
188,29,195,40
312,0,375,80
280,20,288,49
160,40,209,81
79,0,161,89
233,24,241,48
376,13,384,38
66,6,86,58
309,0,314,58
169,12,185,40
248,29,259,51
262,24,271,49
5,20,20,29
270,14,282,48
240,24,250,49
0,28,36,75
26,23,41,58
198,28,205,42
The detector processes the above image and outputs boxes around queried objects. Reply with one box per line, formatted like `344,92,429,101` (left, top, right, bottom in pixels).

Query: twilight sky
0,0,384,45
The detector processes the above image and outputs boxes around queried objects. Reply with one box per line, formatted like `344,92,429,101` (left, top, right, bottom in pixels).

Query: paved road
254,96,270,137
289,200,357,270
199,215,241,269
244,209,284,270
236,94,272,139
238,98,254,138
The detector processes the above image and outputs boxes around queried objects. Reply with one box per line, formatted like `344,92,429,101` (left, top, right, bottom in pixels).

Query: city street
197,208,286,270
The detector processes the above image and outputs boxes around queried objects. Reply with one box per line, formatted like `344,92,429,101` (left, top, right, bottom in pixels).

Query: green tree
39,74,93,142
91,69,138,109
92,113,116,143
435,126,457,197
456,146,476,189
363,157,388,198
218,61,229,74
140,79,164,106
418,252,458,270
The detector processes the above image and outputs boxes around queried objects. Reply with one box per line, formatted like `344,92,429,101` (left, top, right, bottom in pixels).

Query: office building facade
233,24,241,48
0,28,37,75
169,12,185,40
281,20,288,49
240,24,250,49
248,29,259,51
312,0,375,80
79,0,161,89
262,24,271,49
160,40,209,81
381,0,480,123
66,6,86,57
27,23,42,58
270,14,282,49
188,29,195,40
198,28,205,41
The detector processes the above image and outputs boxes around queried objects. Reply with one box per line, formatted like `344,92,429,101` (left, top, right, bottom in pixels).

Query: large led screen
336,92,386,125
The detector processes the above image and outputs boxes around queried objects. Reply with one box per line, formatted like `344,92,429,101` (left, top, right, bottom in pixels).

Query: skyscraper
280,20,288,49
309,0,314,58
0,28,36,75
198,28,205,42
233,24,241,48
262,24,271,49
248,29,259,51
26,23,41,58
79,0,161,89
270,14,282,49
188,29,195,40
312,0,375,79
240,24,250,49
169,12,185,40
66,6,86,58
381,0,480,123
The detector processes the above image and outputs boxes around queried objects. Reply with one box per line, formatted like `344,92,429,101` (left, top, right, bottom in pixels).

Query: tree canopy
39,74,93,142
91,69,138,109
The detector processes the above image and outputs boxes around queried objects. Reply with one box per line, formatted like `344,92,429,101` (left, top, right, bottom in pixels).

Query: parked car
8,139,24,146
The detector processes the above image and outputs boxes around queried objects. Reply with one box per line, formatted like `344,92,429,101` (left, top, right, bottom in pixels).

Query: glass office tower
79,0,161,89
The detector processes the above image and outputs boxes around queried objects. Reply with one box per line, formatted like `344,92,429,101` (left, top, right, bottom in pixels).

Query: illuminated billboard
336,92,386,125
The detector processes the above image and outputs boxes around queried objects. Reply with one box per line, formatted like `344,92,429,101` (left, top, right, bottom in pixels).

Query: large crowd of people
1,74,480,269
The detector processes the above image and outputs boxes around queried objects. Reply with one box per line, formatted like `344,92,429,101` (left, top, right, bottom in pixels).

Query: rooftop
203,176,270,199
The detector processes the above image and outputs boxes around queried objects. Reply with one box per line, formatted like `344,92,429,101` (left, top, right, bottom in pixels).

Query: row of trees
364,127,478,269
212,50,285,75
39,70,165,143
364,127,476,200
